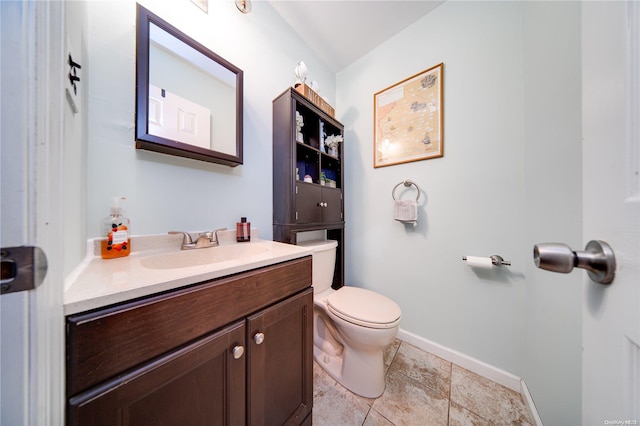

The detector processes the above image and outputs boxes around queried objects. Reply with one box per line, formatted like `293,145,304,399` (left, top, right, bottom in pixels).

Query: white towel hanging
392,180,420,224
394,199,417,224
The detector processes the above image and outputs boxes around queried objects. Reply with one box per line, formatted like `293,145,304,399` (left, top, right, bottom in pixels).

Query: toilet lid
326,287,401,329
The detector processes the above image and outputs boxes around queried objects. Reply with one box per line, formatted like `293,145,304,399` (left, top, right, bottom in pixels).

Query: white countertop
64,231,313,316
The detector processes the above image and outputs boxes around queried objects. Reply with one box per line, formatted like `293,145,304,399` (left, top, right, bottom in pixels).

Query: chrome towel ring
392,180,421,202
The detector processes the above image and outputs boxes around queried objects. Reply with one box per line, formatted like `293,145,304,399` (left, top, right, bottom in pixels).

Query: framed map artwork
373,63,443,168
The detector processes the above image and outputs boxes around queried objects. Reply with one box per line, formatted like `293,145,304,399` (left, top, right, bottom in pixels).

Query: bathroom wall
75,0,334,275
64,0,88,279
72,1,583,423
521,2,582,423
336,1,582,424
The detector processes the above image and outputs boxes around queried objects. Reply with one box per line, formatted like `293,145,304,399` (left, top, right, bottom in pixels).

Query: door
246,289,313,425
582,2,640,423
296,183,323,224
322,187,343,223
67,322,247,426
0,2,65,425
148,84,211,149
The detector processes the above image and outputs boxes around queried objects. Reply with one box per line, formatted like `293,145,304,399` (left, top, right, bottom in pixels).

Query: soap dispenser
101,197,131,259
236,217,250,243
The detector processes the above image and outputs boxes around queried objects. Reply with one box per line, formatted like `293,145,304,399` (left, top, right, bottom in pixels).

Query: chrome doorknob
533,240,616,284
254,332,265,345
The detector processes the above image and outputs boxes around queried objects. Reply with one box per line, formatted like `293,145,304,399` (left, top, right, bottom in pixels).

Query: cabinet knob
232,345,245,360
254,332,265,345
317,202,328,208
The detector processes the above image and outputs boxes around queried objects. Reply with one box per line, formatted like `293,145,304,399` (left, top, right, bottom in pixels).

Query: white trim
628,0,640,200
397,328,541,423
27,1,66,425
521,378,544,426
397,328,521,391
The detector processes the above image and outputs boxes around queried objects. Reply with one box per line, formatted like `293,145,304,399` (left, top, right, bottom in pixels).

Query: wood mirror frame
136,4,243,166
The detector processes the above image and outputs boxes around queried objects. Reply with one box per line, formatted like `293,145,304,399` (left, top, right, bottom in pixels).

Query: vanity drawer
66,256,312,396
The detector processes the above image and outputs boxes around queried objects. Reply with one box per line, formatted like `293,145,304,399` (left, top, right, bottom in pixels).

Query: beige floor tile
384,339,402,371
313,340,535,426
448,401,491,426
313,362,372,426
363,409,395,426
389,342,452,398
450,365,532,425
372,369,449,426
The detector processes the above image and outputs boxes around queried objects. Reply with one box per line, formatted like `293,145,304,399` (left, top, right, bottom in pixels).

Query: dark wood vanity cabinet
66,257,313,425
247,289,313,425
273,88,345,288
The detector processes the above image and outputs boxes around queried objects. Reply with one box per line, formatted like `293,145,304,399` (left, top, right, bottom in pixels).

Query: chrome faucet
169,228,228,250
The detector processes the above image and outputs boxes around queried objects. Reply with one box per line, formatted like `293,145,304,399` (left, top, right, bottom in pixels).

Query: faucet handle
168,231,193,245
212,228,228,244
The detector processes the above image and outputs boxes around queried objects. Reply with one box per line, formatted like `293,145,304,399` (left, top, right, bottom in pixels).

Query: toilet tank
296,239,338,293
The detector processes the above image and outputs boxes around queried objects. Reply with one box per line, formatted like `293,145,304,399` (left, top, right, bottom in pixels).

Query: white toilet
297,239,401,398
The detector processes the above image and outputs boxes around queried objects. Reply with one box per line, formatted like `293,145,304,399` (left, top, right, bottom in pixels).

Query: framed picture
373,63,444,168
190,0,208,13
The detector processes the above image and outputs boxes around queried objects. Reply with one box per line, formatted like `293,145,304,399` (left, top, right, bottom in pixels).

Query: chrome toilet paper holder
533,240,616,284
462,255,512,266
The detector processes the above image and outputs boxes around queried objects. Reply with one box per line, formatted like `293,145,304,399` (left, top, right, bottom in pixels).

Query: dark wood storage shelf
273,88,345,289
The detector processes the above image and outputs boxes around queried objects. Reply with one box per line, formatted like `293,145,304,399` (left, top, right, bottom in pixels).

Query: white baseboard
396,328,542,425
520,379,544,426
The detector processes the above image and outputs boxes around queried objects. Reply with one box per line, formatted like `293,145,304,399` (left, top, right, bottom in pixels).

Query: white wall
80,0,334,265
71,0,584,423
338,0,527,374
521,2,582,424
64,0,88,280
336,1,582,424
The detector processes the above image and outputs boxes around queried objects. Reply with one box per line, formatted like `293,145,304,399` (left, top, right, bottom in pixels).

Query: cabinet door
322,187,343,223
67,321,246,426
296,183,322,224
247,288,313,425
296,183,343,224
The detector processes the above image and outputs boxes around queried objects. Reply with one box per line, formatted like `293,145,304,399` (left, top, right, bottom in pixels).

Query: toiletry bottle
236,217,250,243
101,197,131,259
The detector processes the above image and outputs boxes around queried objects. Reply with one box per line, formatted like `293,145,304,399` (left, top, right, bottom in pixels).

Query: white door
0,2,65,425
148,84,212,149
582,1,640,423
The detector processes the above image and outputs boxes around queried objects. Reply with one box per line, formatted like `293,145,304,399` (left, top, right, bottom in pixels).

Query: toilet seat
326,287,401,329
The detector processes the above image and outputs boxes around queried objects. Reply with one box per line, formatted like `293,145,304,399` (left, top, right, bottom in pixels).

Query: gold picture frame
190,0,208,13
373,63,444,168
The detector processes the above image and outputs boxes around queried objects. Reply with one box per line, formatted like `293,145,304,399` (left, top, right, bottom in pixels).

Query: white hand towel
394,200,418,224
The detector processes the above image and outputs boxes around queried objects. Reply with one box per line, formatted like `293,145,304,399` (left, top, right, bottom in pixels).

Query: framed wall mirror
136,4,243,166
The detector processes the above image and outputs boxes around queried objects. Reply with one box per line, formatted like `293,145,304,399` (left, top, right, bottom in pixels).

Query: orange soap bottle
101,197,131,259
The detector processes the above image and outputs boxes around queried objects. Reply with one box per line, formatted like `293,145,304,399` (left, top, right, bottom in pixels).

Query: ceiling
266,1,444,73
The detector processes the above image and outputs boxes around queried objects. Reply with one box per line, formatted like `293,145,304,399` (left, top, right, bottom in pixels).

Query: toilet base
313,344,386,399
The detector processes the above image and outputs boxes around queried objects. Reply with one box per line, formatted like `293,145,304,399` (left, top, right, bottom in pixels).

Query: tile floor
312,339,534,425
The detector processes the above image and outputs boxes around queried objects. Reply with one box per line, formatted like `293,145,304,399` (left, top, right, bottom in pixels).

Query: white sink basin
140,244,270,269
